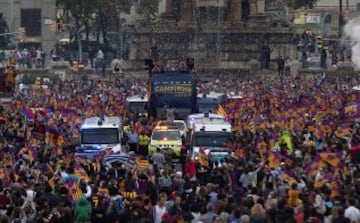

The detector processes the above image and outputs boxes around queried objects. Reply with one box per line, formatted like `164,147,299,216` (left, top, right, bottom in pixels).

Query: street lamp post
339,0,344,37
77,28,83,62
321,12,330,36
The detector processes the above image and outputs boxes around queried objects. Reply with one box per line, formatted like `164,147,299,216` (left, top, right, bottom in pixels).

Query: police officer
138,131,150,157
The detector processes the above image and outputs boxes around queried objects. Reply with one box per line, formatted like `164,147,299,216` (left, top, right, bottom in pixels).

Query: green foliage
20,73,61,84
286,0,317,9
0,13,10,48
56,0,158,43
136,0,159,19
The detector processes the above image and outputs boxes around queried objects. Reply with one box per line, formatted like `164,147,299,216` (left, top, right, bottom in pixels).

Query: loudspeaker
186,58,194,70
144,59,154,70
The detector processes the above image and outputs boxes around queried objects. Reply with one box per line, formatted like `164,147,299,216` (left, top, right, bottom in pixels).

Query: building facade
0,0,56,55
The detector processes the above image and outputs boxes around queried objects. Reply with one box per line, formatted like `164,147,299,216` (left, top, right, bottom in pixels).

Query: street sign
305,15,321,24
44,19,53,25
78,62,85,70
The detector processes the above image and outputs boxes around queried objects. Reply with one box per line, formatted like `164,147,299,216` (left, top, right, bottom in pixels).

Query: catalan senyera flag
283,173,297,185
48,176,56,190
247,120,255,133
135,157,150,170
198,152,209,168
234,149,245,159
267,152,280,168
0,170,5,180
320,153,340,167
314,178,328,189
2,153,14,167
28,147,37,163
330,180,339,198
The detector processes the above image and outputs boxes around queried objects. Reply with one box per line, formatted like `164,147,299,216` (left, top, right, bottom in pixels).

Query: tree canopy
286,0,318,9
56,0,158,44
0,13,10,48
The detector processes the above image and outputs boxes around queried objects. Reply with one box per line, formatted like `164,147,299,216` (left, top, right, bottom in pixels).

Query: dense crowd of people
0,71,359,223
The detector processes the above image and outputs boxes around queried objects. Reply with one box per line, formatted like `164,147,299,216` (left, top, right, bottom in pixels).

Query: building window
21,9,41,37
196,7,207,24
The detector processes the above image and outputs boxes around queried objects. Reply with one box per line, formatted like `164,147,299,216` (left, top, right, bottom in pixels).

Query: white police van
76,116,123,159
190,117,233,163
186,113,227,130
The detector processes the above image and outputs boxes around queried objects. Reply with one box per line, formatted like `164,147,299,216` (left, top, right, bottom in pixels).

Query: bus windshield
81,128,119,144
193,132,232,147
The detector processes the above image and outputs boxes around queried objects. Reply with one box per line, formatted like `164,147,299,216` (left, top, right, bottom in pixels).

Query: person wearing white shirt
24,184,37,202
344,198,360,223
153,193,168,223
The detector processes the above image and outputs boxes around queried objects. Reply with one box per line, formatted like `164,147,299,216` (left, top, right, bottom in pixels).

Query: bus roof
352,85,360,91
126,94,148,103
81,116,121,129
197,91,225,99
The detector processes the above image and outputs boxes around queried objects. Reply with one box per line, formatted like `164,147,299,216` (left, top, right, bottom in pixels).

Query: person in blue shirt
127,127,139,153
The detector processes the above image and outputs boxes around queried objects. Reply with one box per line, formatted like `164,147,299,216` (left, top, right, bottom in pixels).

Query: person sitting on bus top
166,105,175,123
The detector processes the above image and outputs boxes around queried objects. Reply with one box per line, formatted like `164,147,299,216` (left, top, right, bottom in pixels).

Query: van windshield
193,132,232,147
81,128,119,144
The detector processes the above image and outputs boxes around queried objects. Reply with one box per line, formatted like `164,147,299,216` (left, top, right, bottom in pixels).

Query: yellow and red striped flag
135,157,150,170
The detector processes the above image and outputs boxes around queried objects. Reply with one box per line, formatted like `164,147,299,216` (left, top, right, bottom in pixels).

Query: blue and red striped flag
21,107,35,120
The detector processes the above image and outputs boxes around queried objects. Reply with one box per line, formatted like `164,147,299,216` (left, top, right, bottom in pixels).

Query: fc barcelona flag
339,102,360,123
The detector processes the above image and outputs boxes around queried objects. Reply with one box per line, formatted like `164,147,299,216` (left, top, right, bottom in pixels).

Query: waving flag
67,178,83,201
102,154,136,169
2,153,14,168
135,157,150,170
74,163,90,182
320,153,340,167
316,73,326,89
21,107,35,120
339,102,360,123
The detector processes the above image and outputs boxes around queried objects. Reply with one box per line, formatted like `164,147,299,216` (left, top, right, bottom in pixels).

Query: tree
286,0,317,9
0,13,10,48
56,0,98,47
135,0,159,20
93,0,133,44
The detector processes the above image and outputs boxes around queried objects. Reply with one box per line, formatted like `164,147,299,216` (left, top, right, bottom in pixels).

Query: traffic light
50,21,57,32
72,60,78,72
345,10,351,20
61,23,66,32
317,36,322,51
186,58,194,70
17,27,26,42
